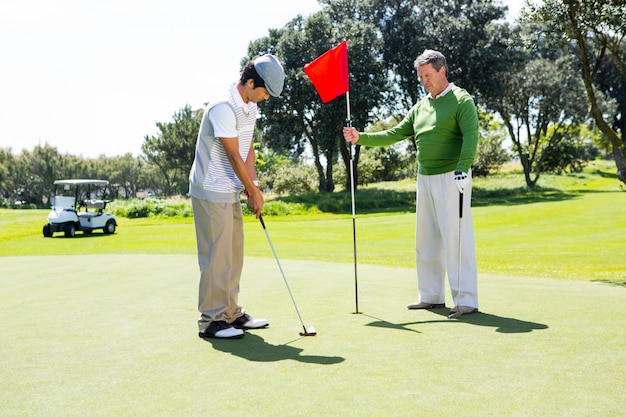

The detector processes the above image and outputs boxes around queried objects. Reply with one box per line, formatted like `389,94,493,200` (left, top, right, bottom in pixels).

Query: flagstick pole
346,91,360,314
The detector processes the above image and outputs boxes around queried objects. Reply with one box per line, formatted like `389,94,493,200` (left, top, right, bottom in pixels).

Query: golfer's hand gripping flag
304,40,349,103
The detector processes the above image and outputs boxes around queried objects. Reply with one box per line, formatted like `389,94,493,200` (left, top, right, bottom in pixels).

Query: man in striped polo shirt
190,54,285,339
343,49,480,318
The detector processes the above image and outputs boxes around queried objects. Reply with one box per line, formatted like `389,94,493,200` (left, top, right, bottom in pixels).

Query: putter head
299,326,317,336
448,311,463,319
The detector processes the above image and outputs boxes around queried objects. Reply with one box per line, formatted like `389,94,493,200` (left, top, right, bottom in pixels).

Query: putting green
1,255,624,416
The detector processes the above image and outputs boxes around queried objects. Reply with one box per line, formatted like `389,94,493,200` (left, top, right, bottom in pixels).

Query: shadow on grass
593,169,618,179
431,310,549,333
362,314,422,334
47,232,114,239
471,187,577,207
202,332,345,364
364,310,548,334
592,279,626,288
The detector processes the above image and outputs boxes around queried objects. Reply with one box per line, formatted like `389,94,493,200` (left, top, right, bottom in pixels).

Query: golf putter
449,192,464,319
259,215,316,336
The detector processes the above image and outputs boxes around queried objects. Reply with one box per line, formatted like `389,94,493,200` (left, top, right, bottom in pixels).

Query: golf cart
43,179,117,238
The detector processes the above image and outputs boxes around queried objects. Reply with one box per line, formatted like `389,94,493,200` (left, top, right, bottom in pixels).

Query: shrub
542,140,600,174
111,198,193,218
266,163,317,195
473,131,511,177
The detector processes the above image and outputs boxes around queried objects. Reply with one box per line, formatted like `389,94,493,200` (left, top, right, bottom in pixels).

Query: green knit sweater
358,85,479,175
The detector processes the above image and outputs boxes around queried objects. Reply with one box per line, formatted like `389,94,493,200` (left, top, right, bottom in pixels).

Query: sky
0,0,525,158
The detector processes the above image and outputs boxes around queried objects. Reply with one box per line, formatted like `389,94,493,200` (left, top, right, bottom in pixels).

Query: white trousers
415,172,478,308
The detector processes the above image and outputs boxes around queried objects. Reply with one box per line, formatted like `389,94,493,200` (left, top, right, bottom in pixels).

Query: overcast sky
0,0,524,158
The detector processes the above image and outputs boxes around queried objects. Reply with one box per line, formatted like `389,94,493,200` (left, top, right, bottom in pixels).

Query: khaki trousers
415,172,478,308
192,198,244,331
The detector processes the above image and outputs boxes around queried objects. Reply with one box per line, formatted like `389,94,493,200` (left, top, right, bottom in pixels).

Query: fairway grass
1,255,624,417
1,164,624,416
1,189,625,283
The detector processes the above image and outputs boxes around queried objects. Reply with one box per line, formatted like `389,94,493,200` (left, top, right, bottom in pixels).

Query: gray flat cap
254,54,285,97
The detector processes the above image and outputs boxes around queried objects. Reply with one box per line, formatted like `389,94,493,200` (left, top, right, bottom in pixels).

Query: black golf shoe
199,321,244,339
231,313,269,329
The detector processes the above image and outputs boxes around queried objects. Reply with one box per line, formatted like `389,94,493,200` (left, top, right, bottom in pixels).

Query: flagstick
346,92,360,314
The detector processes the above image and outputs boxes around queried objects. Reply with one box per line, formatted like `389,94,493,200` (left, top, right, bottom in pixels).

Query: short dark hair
414,49,449,77
240,61,266,90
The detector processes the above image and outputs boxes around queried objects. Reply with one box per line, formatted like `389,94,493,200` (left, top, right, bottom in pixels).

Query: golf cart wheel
43,224,52,237
64,223,76,238
103,220,116,235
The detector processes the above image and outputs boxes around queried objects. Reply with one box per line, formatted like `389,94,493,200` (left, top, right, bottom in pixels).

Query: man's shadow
201,333,345,364
365,309,548,334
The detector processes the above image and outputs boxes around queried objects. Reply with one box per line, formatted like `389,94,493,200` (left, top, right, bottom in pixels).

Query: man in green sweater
343,49,479,318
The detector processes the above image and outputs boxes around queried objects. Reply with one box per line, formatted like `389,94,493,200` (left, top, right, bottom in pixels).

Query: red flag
304,41,349,103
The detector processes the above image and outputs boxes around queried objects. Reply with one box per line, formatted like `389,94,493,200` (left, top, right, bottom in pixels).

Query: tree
19,144,64,205
541,124,601,173
595,51,626,157
0,145,159,204
330,0,512,109
107,153,146,198
527,0,626,184
494,55,590,187
141,105,200,195
247,12,388,192
320,0,518,183
473,110,511,177
0,148,15,205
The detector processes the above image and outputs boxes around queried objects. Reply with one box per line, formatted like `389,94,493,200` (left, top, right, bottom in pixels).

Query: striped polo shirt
189,84,258,202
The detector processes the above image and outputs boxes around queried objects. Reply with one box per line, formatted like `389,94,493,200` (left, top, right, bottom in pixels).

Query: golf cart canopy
54,179,109,186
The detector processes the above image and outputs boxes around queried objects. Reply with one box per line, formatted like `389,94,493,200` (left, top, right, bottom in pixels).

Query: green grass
1,256,624,416
2,161,623,282
1,161,625,416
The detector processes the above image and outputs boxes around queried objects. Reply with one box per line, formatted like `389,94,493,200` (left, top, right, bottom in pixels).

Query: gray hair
414,49,448,77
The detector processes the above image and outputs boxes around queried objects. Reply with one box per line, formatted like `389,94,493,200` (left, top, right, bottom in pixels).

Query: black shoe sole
198,331,244,340
231,323,269,330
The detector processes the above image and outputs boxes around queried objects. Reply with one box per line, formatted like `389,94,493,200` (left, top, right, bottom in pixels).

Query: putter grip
259,215,266,229
459,193,463,218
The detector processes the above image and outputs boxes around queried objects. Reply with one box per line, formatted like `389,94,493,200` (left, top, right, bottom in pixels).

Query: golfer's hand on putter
245,186,264,219
343,126,359,144
454,171,469,193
